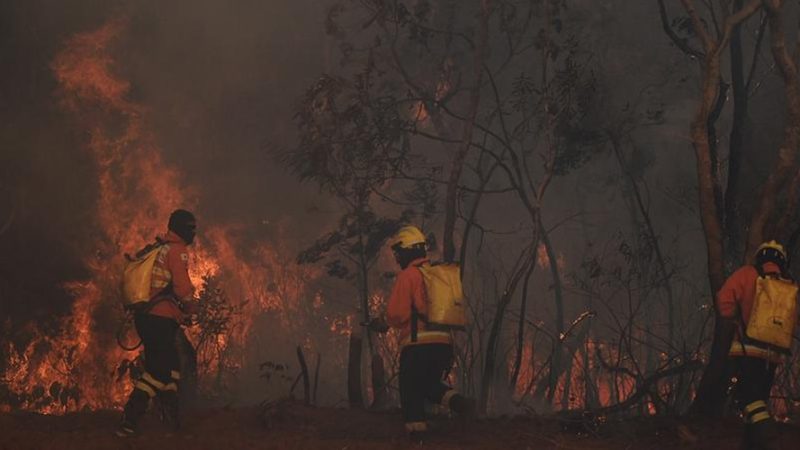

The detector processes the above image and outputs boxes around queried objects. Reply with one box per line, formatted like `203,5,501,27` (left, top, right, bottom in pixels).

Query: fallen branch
594,359,704,415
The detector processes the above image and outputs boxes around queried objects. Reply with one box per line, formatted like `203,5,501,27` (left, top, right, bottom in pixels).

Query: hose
116,311,142,351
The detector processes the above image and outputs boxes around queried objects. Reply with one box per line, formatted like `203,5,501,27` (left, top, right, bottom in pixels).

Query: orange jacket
716,261,785,361
148,230,197,321
387,258,451,348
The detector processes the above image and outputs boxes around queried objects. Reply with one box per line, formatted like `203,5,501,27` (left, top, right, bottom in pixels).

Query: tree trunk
541,224,565,405
296,346,311,406
347,332,363,407
724,0,749,266
356,231,374,408
478,245,537,414
685,0,764,415
509,257,537,392
684,41,732,420
610,133,676,345
746,0,800,254
370,353,388,409
443,0,491,262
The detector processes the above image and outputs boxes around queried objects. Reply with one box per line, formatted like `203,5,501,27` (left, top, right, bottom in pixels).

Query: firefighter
718,240,797,450
382,225,475,438
116,209,199,437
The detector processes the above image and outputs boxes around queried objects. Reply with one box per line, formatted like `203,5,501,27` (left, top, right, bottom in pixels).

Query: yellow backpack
746,269,799,351
121,241,165,307
418,262,466,330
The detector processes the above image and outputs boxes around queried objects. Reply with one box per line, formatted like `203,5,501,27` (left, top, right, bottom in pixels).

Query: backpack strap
413,261,430,324
130,237,166,260
409,260,431,343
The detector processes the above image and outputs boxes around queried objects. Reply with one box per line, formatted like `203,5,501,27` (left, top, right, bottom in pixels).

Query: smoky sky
0,0,792,325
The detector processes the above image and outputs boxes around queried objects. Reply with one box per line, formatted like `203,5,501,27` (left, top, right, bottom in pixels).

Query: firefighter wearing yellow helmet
392,225,427,250
378,225,474,440
717,239,797,449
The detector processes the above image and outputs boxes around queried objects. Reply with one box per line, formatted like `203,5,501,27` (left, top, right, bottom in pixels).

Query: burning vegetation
3,0,800,449
0,18,343,414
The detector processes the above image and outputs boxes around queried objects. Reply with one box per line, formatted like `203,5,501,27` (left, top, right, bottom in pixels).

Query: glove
180,313,198,326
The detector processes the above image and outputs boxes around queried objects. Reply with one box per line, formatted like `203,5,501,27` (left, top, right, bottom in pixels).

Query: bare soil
1,403,799,449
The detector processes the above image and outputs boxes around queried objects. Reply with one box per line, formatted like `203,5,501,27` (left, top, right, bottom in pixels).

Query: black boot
158,390,180,431
116,388,150,437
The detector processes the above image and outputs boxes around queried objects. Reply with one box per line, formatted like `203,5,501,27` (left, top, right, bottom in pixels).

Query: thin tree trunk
746,0,800,255
724,0,749,265
478,244,538,414
509,256,537,392
541,222,565,405
460,155,501,276
296,346,311,406
685,0,763,416
370,353,387,409
347,333,363,407
776,169,800,240
610,133,676,345
357,231,376,408
443,0,491,262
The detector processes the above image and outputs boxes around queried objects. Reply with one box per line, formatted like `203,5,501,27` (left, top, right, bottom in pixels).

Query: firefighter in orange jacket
384,226,474,438
717,240,795,449
117,209,199,437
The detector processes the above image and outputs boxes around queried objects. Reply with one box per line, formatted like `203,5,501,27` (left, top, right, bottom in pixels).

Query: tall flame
1,18,338,413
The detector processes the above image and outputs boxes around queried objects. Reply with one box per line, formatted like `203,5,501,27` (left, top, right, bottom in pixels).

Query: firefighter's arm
716,268,747,319
387,273,412,329
167,247,197,313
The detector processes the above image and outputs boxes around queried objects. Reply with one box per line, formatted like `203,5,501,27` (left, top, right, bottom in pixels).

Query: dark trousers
122,314,181,429
729,356,778,449
730,356,777,419
399,343,454,425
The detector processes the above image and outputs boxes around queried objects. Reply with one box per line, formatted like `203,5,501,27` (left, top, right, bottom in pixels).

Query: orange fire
535,243,565,270
1,18,337,413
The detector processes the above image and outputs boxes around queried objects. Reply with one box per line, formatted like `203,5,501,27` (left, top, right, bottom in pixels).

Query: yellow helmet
391,225,426,250
755,240,787,262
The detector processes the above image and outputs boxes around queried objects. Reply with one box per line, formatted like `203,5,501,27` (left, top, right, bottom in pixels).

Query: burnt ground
1,403,800,450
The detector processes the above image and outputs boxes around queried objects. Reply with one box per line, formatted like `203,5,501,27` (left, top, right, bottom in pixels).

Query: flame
1,17,334,413
535,243,565,270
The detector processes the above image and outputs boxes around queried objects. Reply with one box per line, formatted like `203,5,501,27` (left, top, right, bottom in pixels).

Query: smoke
0,0,334,324
0,0,350,410
1,0,795,415
118,0,333,226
